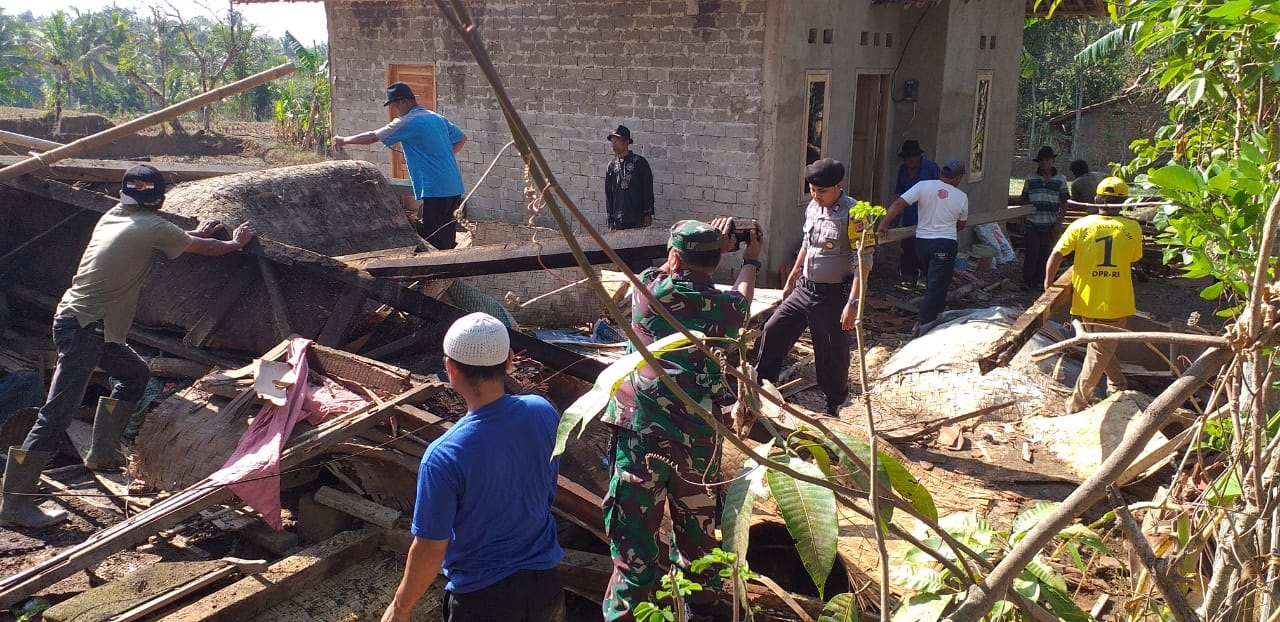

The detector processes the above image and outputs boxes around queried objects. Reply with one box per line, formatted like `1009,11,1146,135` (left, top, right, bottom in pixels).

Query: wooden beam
976,270,1073,374
184,259,261,347
6,175,606,381
256,257,293,340
0,156,263,183
0,379,444,609
0,63,295,183
316,288,366,347
878,205,1035,244
359,227,671,279
156,527,383,622
0,129,62,151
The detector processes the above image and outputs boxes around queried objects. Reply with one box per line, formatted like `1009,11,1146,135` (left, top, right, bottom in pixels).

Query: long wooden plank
0,63,295,183
6,175,607,382
976,270,1073,374
0,379,444,610
360,227,671,279
157,527,383,622
0,155,263,183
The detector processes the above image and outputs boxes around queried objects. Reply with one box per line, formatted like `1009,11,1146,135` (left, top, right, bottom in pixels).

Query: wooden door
848,74,890,203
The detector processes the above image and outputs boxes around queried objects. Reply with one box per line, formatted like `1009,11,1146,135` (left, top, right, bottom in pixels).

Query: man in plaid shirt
1020,146,1070,290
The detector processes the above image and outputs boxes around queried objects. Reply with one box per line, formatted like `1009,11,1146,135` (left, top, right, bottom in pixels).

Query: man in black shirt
605,125,655,230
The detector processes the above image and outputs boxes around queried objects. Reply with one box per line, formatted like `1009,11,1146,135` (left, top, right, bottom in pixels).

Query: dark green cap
668,220,721,252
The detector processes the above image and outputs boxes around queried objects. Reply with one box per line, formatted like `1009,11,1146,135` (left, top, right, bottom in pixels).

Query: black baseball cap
120,164,166,207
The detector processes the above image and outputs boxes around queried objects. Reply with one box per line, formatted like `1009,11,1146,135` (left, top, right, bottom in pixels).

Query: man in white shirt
878,158,969,335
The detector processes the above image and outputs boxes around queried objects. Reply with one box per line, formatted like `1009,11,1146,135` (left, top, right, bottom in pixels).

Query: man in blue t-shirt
381,313,565,622
333,82,467,251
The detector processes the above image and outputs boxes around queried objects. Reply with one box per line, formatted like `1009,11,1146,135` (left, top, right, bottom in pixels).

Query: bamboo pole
0,129,62,151
0,63,295,183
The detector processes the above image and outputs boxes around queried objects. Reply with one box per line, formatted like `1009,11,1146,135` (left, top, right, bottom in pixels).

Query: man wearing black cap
1,164,255,528
892,140,941,287
1019,146,1070,289
756,158,864,415
333,82,467,251
879,159,969,335
604,124,655,231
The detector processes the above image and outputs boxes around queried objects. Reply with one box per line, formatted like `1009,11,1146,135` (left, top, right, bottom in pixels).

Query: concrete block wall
328,0,770,237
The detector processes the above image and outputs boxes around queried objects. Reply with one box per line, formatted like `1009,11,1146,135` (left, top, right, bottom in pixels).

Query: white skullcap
442,312,510,367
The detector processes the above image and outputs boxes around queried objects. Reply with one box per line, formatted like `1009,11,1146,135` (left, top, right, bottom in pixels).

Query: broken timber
3,175,606,381
359,227,671,279
977,270,1073,374
0,63,295,183
0,155,263,183
0,379,445,610
877,205,1035,244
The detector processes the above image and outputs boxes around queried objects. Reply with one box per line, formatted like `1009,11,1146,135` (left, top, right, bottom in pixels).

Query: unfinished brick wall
328,0,768,235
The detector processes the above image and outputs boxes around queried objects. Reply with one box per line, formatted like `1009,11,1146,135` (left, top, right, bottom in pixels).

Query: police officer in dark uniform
755,158,861,415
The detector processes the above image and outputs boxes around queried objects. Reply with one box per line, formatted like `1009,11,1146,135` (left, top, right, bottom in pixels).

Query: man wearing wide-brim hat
604,124,655,231
333,82,467,251
1019,145,1070,290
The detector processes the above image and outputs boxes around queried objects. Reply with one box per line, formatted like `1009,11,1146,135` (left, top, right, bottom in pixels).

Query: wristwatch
742,258,762,270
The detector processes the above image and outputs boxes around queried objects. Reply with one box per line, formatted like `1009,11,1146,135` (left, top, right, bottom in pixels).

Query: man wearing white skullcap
382,313,566,622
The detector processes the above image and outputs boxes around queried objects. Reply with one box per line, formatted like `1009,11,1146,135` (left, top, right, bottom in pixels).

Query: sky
5,0,329,45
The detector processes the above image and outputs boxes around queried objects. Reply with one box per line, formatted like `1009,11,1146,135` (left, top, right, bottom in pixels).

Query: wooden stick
256,257,293,340
0,129,61,151
0,63,295,183
1029,329,1228,360
313,485,400,529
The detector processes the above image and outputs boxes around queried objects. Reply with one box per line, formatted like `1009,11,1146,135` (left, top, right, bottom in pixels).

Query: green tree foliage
0,5,304,132
1018,17,1136,156
1113,0,1280,314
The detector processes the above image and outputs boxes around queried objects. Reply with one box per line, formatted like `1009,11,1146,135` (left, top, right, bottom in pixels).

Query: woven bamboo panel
467,221,605,327
131,387,248,492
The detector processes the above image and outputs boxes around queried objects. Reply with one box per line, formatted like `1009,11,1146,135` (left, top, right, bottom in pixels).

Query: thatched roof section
160,160,422,256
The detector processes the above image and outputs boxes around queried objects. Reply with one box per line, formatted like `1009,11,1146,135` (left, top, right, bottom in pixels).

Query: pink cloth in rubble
301,372,368,425
208,338,365,530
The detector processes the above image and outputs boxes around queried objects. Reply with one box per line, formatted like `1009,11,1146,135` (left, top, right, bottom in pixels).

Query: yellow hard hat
1097,176,1129,198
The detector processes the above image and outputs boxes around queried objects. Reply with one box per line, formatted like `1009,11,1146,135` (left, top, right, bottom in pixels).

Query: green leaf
1024,555,1068,594
829,431,938,523
1148,164,1202,193
721,466,757,564
890,593,952,622
1012,576,1041,601
1199,280,1226,300
1010,501,1058,541
1206,466,1242,505
552,331,704,457
890,564,948,592
766,458,839,599
818,592,858,622
1037,581,1092,622
1206,0,1253,20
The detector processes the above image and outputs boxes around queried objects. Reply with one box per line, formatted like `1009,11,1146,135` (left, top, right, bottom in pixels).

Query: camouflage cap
668,220,722,252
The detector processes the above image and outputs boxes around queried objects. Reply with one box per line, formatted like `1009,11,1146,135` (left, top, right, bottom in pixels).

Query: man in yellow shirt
1044,177,1143,412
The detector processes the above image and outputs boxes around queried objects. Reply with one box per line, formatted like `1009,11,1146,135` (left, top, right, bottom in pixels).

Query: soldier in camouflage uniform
602,218,763,621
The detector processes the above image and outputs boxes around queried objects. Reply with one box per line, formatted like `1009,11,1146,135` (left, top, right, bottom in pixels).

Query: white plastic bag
974,223,1018,265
